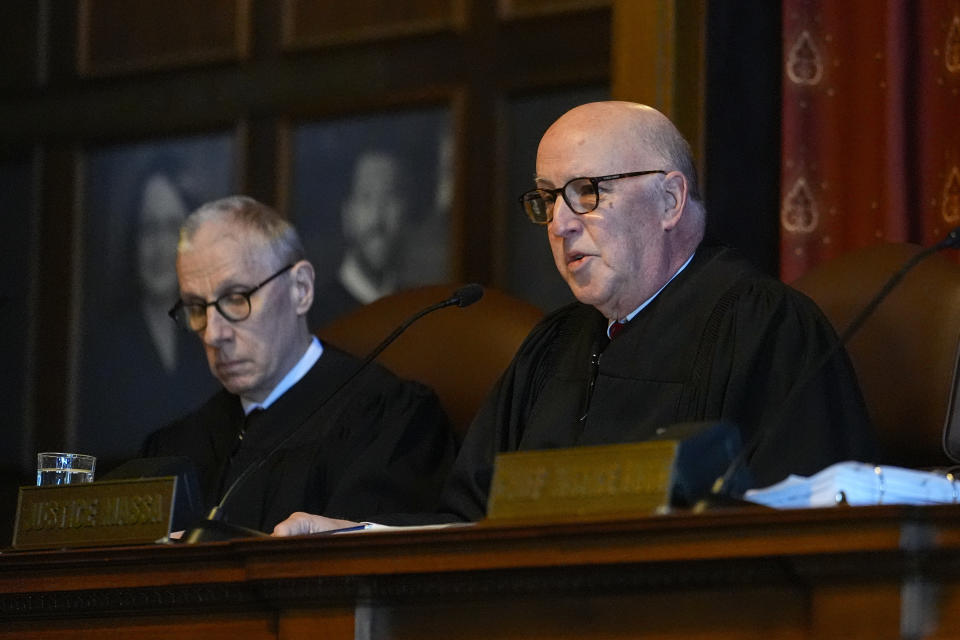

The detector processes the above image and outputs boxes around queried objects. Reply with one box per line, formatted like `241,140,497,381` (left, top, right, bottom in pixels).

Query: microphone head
941,226,960,250
453,283,484,308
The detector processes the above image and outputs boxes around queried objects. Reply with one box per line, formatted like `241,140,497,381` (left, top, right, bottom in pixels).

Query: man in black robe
144,196,454,532
274,101,877,534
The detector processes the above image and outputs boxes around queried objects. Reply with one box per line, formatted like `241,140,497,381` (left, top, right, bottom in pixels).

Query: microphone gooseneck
454,283,484,308
360,284,484,366
706,227,960,505
184,283,485,542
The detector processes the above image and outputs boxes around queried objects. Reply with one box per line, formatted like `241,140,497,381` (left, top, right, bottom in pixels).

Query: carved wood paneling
0,2,42,90
77,0,251,77
497,0,611,20
611,0,706,175
282,0,466,50
0,0,614,506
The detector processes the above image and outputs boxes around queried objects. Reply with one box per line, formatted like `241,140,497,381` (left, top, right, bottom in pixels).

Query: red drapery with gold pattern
781,0,960,282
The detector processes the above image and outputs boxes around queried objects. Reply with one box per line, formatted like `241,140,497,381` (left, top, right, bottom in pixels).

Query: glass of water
36,452,96,486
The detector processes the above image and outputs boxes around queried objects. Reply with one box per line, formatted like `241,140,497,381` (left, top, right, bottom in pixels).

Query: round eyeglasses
518,170,666,224
168,263,294,332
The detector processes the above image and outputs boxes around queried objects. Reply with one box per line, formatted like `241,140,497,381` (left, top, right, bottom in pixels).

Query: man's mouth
216,360,245,375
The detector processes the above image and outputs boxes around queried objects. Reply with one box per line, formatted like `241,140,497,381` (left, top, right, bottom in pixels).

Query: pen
325,523,373,535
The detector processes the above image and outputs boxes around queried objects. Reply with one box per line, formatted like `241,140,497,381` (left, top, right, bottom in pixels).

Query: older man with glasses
275,101,877,535
145,195,454,534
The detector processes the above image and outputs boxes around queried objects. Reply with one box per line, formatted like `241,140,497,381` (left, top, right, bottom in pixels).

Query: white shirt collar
241,336,324,414
607,251,696,338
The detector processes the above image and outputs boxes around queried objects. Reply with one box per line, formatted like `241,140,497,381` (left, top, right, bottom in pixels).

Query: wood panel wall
0,2,727,536
0,0,619,477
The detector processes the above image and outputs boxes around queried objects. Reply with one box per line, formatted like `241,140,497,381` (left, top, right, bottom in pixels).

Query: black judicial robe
144,345,455,532
436,244,878,522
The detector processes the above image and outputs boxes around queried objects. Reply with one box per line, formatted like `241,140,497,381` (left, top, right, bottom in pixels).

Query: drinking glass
36,452,96,486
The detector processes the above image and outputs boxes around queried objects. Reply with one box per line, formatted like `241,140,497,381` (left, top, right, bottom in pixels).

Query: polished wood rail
2,505,960,639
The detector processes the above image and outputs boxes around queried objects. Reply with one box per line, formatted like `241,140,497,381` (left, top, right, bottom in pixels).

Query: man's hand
272,512,359,536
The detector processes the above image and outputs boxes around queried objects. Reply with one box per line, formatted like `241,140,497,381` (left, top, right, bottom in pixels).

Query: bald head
534,101,706,319
541,102,702,204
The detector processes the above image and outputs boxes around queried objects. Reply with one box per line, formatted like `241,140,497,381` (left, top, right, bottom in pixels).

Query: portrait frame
284,102,456,329
503,85,610,312
70,130,241,465
0,153,39,474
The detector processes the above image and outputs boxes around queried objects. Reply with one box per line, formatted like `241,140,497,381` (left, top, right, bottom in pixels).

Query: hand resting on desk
272,512,359,536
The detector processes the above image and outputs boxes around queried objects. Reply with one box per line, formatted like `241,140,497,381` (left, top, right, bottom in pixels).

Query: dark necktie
219,407,264,501
608,321,626,340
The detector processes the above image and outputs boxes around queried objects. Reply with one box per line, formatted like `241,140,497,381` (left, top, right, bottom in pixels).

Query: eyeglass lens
170,263,294,332
522,178,599,223
179,293,252,331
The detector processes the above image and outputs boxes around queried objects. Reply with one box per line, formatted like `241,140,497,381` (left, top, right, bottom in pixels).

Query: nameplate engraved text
13,477,175,549
486,441,678,521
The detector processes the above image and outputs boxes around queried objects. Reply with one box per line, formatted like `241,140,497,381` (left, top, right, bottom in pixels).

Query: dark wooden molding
498,0,611,20
0,0,612,487
77,0,251,78
281,0,467,50
3,507,960,629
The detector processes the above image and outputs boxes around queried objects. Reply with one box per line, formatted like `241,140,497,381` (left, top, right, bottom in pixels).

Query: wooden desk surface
3,505,960,639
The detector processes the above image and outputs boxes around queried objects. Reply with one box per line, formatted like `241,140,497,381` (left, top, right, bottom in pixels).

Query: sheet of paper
745,461,960,508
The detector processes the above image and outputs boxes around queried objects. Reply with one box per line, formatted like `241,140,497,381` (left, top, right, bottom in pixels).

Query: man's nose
202,305,232,345
548,196,582,237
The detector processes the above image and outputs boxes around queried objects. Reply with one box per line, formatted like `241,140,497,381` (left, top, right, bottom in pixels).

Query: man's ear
660,171,688,231
290,260,315,315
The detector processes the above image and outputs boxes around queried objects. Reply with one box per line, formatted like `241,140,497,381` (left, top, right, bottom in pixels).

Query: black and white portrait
75,135,235,465
290,108,453,329
505,87,609,311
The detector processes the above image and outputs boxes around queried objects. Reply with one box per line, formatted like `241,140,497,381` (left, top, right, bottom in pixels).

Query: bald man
275,102,876,534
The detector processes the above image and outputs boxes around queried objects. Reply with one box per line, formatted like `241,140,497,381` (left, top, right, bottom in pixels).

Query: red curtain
781,0,960,282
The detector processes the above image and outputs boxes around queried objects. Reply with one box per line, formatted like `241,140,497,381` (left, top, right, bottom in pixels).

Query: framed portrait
289,106,454,329
504,86,609,312
0,157,37,472
74,134,236,465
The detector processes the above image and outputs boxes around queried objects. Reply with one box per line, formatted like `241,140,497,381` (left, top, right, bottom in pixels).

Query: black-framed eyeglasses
518,170,667,224
168,263,294,332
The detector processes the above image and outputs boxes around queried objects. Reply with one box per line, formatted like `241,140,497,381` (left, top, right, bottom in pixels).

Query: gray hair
644,121,702,205
179,195,305,266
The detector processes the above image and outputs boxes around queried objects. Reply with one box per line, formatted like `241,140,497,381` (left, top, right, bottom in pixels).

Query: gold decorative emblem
947,14,960,73
782,178,819,234
786,31,823,85
944,166,960,223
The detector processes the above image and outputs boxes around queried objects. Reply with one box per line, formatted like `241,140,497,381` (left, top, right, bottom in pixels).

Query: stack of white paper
744,461,960,508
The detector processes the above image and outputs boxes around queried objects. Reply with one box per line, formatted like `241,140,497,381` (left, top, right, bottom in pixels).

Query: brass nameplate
486,441,678,521
12,477,176,550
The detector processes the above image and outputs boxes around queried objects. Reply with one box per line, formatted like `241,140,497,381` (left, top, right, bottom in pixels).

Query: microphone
703,228,960,505
183,283,485,542
453,282,484,307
